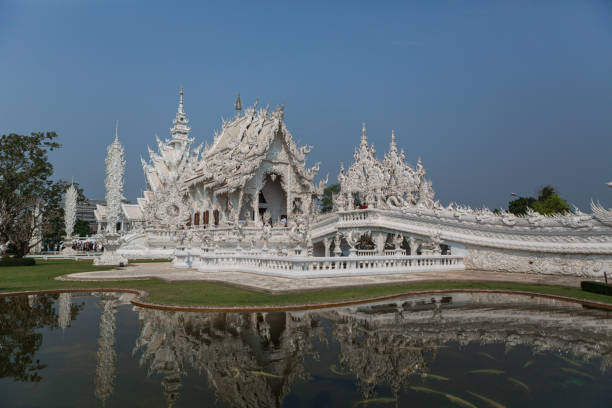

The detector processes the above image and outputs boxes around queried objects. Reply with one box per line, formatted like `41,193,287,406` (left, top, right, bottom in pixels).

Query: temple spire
114,120,119,142
234,92,242,111
178,86,184,115
389,129,398,153
360,122,368,147
170,87,190,140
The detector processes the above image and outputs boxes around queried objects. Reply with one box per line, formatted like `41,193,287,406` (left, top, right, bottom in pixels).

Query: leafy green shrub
581,281,612,296
0,257,36,267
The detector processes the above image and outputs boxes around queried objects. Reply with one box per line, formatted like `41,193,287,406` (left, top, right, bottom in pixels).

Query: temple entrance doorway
260,175,287,225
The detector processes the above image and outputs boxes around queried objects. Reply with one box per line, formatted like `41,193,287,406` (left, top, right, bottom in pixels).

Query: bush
581,281,612,296
0,257,36,267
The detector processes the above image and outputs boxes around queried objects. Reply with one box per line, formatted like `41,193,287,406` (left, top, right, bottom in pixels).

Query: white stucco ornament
95,123,128,266
104,122,126,233
143,183,190,227
64,183,78,239
337,125,434,210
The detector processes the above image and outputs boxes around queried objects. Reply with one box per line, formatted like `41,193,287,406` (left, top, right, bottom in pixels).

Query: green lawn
1,259,610,307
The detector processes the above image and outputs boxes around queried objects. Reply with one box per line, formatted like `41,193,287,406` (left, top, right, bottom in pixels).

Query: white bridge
120,201,612,278
309,205,612,277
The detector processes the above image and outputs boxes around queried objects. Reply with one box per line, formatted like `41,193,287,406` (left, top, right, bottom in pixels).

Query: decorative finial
278,102,285,119
234,92,242,111
390,129,398,151
360,122,368,146
114,120,119,142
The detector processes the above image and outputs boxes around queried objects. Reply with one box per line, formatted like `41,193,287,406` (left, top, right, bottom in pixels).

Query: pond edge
1,287,611,312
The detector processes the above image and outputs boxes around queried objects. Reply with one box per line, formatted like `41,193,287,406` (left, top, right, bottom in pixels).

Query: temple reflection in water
127,293,611,407
1,292,610,407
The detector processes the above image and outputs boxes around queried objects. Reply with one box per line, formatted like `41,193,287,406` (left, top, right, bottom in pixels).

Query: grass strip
1,259,610,307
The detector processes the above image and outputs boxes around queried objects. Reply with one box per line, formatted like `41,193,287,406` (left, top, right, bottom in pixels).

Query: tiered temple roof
185,103,319,194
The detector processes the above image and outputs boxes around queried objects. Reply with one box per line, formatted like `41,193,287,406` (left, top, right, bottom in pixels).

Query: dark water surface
0,292,610,407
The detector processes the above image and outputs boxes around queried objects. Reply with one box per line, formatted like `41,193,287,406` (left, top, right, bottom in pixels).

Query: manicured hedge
0,257,36,267
581,281,612,296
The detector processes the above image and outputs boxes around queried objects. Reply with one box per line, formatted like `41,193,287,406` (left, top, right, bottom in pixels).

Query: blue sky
1,0,611,209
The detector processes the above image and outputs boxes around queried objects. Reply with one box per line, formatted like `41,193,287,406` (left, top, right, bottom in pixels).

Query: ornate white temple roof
185,103,319,193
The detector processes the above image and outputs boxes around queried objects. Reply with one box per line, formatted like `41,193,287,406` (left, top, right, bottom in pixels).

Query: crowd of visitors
44,240,102,253
70,241,101,252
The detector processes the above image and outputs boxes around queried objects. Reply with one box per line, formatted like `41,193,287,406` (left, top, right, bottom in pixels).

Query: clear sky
1,0,611,210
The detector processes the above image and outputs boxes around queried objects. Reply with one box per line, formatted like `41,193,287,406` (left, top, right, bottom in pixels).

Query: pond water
0,292,610,407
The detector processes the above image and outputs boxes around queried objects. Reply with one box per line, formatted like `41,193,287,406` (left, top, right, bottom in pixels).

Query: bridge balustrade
185,252,464,276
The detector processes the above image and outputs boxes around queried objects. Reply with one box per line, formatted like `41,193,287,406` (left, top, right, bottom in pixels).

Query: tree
508,196,536,216
531,186,570,215
73,219,90,237
0,294,83,382
507,185,570,216
0,132,84,257
319,183,340,213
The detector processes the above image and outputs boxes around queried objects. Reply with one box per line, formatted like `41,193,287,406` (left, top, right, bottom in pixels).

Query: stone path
59,262,585,294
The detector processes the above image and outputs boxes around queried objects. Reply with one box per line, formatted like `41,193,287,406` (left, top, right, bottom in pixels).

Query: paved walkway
59,262,585,294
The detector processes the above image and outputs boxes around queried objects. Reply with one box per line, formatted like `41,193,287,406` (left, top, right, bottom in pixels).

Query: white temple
94,88,612,277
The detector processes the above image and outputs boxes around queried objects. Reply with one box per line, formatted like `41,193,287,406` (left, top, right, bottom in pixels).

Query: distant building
93,198,136,233
77,199,105,234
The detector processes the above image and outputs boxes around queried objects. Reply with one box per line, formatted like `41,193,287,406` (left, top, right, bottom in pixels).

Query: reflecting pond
0,292,611,407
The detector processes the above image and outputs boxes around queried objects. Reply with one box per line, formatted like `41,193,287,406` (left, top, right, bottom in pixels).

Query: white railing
384,249,406,256
183,252,464,278
28,252,103,260
339,209,373,222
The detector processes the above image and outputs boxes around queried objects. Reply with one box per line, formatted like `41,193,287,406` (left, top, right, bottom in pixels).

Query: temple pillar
253,192,259,224
286,166,292,220
236,190,244,223
323,238,330,257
